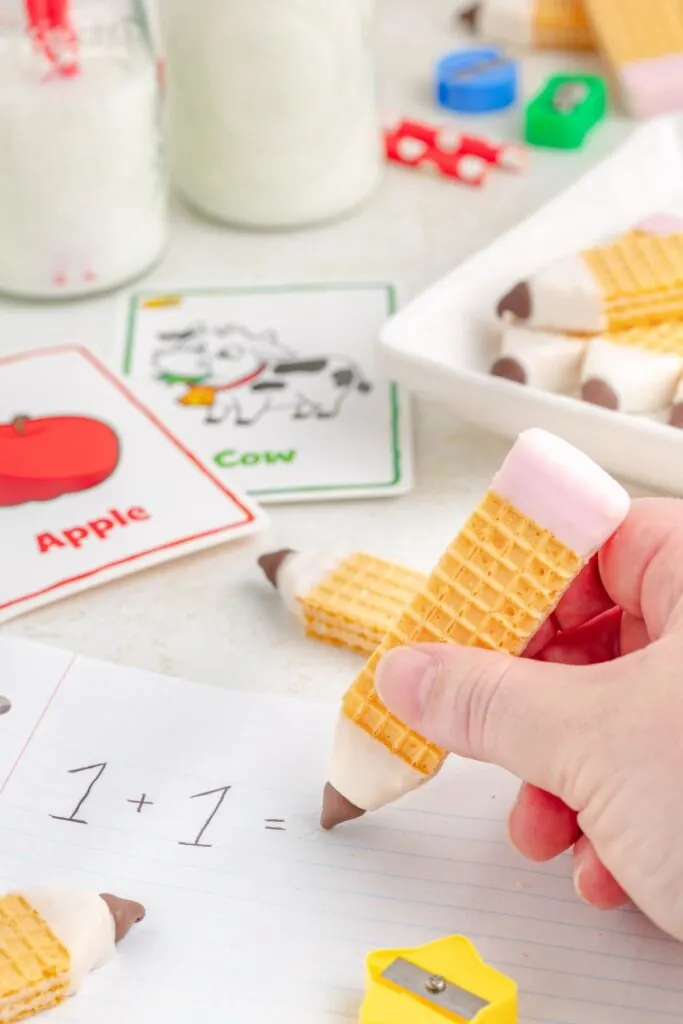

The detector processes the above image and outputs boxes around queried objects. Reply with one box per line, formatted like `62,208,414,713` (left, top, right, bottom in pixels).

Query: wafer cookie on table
320,428,630,829
461,0,594,50
497,228,683,334
582,0,683,117
258,548,426,656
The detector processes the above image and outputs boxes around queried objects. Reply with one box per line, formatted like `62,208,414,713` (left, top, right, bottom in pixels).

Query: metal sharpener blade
381,958,489,1020
552,81,589,113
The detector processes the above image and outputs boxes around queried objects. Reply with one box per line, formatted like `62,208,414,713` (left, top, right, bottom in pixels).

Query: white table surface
2,0,650,699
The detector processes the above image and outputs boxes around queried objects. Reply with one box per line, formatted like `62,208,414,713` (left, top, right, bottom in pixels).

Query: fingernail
375,647,439,723
573,854,590,904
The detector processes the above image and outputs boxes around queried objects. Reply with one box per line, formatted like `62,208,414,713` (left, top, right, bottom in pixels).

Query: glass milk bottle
160,0,382,230
0,0,167,299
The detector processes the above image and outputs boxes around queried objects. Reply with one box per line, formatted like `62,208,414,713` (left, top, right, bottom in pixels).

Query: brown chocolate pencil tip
100,894,146,942
458,3,480,31
320,783,365,830
257,549,294,588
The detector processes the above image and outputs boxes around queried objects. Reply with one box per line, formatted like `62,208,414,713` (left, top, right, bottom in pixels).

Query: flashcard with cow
118,284,412,503
0,347,266,622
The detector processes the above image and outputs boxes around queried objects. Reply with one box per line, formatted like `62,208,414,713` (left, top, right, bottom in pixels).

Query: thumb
375,643,609,805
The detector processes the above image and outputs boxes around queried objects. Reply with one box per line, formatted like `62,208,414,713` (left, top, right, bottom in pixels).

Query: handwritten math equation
49,763,287,846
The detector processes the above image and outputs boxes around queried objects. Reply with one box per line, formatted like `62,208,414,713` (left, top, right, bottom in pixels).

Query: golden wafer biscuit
0,893,70,1023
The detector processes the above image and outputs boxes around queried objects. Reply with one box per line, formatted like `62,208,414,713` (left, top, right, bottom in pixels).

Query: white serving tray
379,116,683,495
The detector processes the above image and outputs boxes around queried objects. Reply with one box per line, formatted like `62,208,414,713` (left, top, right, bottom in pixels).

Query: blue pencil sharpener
436,47,518,114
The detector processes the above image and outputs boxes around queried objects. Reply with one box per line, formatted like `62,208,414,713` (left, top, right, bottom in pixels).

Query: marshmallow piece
491,427,630,557
491,324,586,392
581,336,683,414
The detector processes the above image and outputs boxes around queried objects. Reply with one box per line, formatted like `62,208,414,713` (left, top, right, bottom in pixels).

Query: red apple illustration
0,414,120,507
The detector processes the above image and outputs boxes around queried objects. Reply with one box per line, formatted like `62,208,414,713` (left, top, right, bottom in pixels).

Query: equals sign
265,819,286,831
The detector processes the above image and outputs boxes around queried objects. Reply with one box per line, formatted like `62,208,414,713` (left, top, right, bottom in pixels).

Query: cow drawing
152,322,373,425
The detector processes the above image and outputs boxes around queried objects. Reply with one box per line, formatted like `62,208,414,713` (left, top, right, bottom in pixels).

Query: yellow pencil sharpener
360,934,517,1024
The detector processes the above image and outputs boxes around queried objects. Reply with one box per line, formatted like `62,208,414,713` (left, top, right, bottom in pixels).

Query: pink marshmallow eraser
491,428,630,557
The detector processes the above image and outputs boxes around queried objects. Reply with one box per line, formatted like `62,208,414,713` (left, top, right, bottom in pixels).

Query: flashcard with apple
0,347,266,622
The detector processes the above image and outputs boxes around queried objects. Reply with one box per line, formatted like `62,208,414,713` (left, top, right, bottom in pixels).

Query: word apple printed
0,347,265,622
118,284,413,503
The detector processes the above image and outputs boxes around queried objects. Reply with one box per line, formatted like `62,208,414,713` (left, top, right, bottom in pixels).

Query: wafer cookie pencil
320,428,629,829
460,0,594,51
490,323,587,392
258,549,426,657
582,0,683,117
581,323,683,413
496,229,683,334
0,888,144,1022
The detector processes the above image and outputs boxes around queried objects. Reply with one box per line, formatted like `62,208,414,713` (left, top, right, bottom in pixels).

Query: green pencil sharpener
524,74,607,150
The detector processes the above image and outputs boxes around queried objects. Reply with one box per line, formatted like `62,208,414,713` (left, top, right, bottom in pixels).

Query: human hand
375,498,683,940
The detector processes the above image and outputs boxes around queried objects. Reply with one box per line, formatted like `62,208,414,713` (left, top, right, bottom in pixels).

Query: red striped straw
25,0,79,76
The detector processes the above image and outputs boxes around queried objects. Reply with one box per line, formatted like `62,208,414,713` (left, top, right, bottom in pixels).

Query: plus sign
128,793,154,813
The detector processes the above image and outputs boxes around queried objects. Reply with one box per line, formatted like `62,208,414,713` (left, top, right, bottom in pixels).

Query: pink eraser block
491,428,630,556
620,56,683,118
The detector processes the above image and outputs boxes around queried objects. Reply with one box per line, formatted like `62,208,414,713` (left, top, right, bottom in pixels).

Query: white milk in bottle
160,0,382,229
0,0,168,299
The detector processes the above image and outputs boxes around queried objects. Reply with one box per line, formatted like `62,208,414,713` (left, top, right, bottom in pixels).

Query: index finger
599,497,683,640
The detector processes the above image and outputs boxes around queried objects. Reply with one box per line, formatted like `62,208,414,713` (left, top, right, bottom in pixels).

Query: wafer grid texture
582,233,683,332
606,321,683,355
302,554,427,657
0,894,69,1023
341,492,582,775
583,0,683,64
532,0,594,49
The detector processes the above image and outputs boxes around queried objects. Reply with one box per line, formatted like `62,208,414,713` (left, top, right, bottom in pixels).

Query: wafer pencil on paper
258,548,427,656
496,228,683,334
320,428,630,829
583,0,683,117
461,0,594,51
0,888,143,1022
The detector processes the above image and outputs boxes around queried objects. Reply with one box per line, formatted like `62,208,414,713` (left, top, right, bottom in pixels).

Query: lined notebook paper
1,636,682,1024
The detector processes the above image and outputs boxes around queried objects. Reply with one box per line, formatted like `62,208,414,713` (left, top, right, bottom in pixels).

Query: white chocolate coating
498,324,586,392
21,888,115,993
492,428,630,556
277,550,350,618
479,0,534,46
328,714,427,812
582,337,683,414
527,255,604,333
